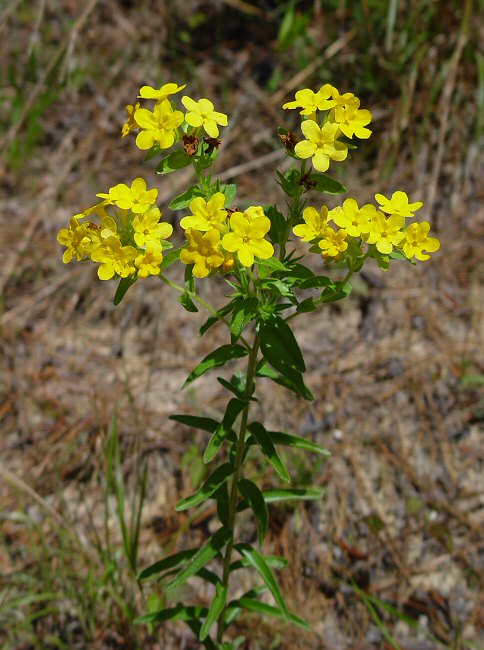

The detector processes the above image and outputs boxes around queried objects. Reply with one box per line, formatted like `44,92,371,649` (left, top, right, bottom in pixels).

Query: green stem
279,160,306,261
216,334,260,644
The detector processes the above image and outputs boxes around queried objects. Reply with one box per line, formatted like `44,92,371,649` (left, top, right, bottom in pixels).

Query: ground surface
0,1,483,649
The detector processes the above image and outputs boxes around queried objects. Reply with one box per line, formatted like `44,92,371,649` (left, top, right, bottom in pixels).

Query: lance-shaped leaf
248,422,290,483
184,344,248,388
159,247,182,272
257,314,305,374
256,360,314,401
204,399,245,463
138,548,197,581
235,543,289,615
230,555,288,571
309,172,347,194
199,301,236,336
199,582,228,640
176,463,234,511
114,275,137,305
298,275,334,290
236,598,310,631
262,487,326,503
230,297,258,339
169,184,204,210
135,604,207,624
170,414,218,433
247,430,330,457
238,478,268,545
165,527,232,592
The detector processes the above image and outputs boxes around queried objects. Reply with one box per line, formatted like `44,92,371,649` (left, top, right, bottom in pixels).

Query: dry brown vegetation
0,1,483,648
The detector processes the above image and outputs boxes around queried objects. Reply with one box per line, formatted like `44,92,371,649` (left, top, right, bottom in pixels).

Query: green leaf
184,344,249,388
199,582,228,641
199,301,235,336
169,184,204,210
138,548,197,580
219,183,237,206
135,604,207,624
298,275,334,290
238,479,269,545
204,399,245,463
230,555,288,571
165,527,232,592
320,282,352,303
248,430,330,457
156,149,192,174
255,360,314,401
175,463,234,511
230,297,258,339
234,597,310,631
114,275,137,305
257,314,305,373
296,297,317,313
265,205,286,245
262,487,325,503
256,256,290,277
309,172,347,194
159,248,181,272
217,372,253,400
260,279,295,299
235,543,289,615
143,143,161,162
170,414,218,433
248,422,290,483
178,292,198,312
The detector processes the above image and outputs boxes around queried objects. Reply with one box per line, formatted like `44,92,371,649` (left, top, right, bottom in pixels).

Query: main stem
216,335,260,644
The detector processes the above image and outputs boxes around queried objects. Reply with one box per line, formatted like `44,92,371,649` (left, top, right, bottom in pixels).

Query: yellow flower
402,222,440,261
134,100,184,150
90,236,138,280
73,200,108,220
135,242,164,277
318,227,348,257
97,177,158,214
375,191,423,218
138,82,186,101
100,215,119,240
221,212,274,267
365,212,405,254
121,101,140,137
181,96,228,138
333,103,372,139
282,84,335,115
331,198,377,237
180,193,228,231
57,217,91,263
133,207,173,247
243,206,265,221
331,87,359,112
293,205,329,241
294,121,348,172
181,228,225,278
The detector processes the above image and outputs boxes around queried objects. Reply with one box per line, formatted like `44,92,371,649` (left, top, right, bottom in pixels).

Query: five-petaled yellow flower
134,100,184,150
282,84,335,116
133,207,173,247
293,205,329,241
135,242,164,277
403,222,440,261
222,211,274,267
138,82,186,102
331,198,377,237
365,213,405,254
318,227,348,257
334,103,372,139
57,217,91,263
97,178,158,214
375,191,423,218
181,228,226,278
182,96,228,138
294,121,348,172
180,193,227,231
90,236,138,280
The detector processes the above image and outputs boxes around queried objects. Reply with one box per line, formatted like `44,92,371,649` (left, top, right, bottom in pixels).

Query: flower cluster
293,191,440,263
57,178,173,280
283,84,372,172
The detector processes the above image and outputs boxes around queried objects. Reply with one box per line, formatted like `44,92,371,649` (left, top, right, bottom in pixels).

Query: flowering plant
58,81,439,647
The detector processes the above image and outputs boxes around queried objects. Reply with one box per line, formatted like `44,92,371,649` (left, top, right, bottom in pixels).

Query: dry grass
1,1,483,648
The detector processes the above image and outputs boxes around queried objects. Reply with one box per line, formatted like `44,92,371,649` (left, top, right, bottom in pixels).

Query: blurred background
0,1,483,648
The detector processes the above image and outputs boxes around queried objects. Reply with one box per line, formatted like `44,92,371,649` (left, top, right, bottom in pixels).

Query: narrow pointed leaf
262,487,325,503
204,399,245,463
184,344,248,388
169,184,204,210
138,549,197,580
256,360,314,401
257,314,305,373
248,430,330,457
135,604,207,624
114,276,137,305
170,414,218,433
176,463,234,511
165,527,232,592
230,555,288,571
230,297,258,339
159,248,182,272
235,543,289,615
238,478,268,545
234,598,311,631
248,422,290,483
199,582,228,640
